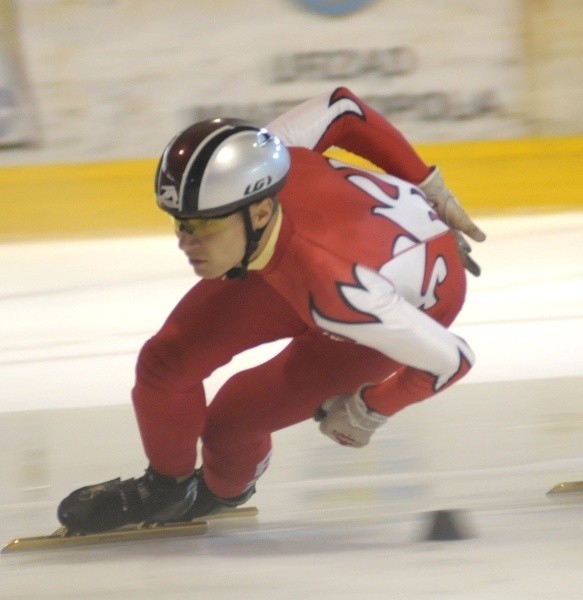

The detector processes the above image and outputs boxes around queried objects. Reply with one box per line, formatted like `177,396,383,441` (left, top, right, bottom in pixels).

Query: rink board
1,136,582,241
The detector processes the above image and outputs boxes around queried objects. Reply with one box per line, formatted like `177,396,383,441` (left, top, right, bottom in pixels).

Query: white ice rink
1,212,582,599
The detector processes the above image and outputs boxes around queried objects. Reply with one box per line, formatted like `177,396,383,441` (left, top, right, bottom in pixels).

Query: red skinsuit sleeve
268,86,431,184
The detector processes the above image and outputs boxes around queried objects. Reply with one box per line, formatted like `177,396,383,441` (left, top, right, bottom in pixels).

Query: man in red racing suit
57,87,485,534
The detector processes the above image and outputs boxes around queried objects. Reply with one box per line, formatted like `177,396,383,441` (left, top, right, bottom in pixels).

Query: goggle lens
172,215,232,237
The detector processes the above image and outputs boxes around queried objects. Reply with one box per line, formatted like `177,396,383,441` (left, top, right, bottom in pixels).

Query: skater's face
175,198,275,279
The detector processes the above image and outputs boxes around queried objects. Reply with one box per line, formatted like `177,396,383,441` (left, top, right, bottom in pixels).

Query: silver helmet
155,118,290,218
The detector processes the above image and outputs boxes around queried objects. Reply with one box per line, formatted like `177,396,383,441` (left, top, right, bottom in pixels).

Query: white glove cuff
419,166,486,244
418,166,457,209
345,389,387,432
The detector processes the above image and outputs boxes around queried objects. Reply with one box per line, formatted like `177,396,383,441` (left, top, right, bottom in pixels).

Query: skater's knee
201,412,237,449
136,335,209,390
202,408,269,453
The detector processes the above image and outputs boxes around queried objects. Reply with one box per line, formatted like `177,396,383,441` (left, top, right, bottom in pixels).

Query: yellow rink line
1,136,581,242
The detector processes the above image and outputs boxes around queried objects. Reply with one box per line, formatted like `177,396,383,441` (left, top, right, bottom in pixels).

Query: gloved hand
315,389,387,448
453,230,482,277
418,166,486,277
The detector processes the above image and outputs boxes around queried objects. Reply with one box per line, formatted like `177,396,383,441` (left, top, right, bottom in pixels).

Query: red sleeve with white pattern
268,86,431,184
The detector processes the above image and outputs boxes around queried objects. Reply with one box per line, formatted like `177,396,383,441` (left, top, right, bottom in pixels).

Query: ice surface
0,213,582,599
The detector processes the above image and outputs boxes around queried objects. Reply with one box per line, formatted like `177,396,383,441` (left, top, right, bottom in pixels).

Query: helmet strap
225,205,268,280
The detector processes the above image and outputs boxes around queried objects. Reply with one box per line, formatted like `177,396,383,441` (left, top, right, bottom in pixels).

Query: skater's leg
202,331,397,498
132,273,306,478
59,274,306,532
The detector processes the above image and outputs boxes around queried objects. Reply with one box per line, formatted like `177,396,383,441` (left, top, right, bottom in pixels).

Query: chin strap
225,206,268,280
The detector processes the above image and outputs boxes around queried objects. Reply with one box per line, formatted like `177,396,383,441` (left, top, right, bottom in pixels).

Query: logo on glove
331,429,361,447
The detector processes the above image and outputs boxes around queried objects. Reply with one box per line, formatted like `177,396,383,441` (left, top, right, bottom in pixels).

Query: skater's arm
268,86,430,184
313,264,474,437
268,87,486,248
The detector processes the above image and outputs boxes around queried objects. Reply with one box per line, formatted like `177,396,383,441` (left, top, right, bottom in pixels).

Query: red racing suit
132,88,474,498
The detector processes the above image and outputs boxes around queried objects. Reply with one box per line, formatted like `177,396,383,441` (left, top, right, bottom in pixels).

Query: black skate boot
57,467,198,534
183,469,256,520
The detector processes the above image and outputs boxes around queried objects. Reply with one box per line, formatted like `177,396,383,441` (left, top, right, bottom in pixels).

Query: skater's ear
249,197,276,230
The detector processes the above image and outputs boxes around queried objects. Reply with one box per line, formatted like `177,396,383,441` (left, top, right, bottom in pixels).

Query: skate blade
546,481,583,496
1,506,258,553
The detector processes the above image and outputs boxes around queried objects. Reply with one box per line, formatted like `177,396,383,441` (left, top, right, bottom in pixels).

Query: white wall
2,0,525,163
0,0,37,145
522,0,583,136
0,0,581,164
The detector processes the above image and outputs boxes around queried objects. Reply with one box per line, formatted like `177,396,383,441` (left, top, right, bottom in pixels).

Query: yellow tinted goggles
172,215,233,238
